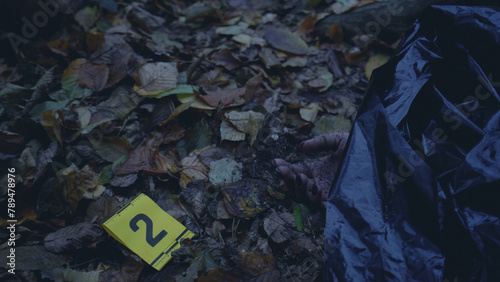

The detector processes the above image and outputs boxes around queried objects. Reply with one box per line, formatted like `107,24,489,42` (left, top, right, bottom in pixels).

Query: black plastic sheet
324,6,500,281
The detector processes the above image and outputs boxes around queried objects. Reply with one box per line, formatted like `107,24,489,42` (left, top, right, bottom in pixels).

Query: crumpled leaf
78,62,109,92
264,28,309,55
220,119,246,142
259,48,281,68
200,87,246,107
133,62,178,96
263,210,296,243
308,67,333,91
299,102,321,122
44,222,103,253
85,194,126,225
180,155,209,188
224,110,265,145
0,245,71,270
62,59,97,97
180,180,206,216
115,128,184,177
208,157,242,185
127,3,166,32
211,49,241,71
97,86,142,120
177,92,216,110
88,136,132,163
222,180,266,218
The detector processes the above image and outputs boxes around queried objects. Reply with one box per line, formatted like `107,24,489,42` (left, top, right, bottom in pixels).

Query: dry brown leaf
180,155,209,187
200,87,246,107
211,49,241,71
133,62,178,96
44,222,103,253
297,14,316,41
78,63,109,92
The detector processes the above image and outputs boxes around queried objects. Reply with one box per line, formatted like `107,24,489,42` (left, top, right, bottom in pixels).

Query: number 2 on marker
129,214,167,247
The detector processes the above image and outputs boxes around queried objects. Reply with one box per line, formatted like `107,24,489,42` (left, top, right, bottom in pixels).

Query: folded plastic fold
325,6,500,281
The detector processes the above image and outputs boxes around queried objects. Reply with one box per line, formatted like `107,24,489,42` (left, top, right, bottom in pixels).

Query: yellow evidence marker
103,193,194,270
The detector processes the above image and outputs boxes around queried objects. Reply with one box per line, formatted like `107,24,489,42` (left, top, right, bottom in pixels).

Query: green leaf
293,203,309,232
98,164,113,185
155,84,196,98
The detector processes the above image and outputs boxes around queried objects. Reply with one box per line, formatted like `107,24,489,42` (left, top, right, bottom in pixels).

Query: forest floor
0,0,398,281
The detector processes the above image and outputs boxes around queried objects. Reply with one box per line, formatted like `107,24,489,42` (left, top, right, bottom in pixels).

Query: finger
276,165,297,188
298,132,349,154
295,173,309,199
273,158,309,175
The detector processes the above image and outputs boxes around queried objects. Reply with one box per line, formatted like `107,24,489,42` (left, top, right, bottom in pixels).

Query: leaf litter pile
0,0,396,280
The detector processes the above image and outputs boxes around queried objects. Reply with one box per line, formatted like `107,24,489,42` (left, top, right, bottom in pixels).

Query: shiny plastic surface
324,6,500,281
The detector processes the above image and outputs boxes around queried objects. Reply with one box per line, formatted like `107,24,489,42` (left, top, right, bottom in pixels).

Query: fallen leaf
263,210,296,243
88,136,132,163
224,110,265,145
200,87,246,107
44,222,103,253
209,157,243,185
133,62,178,96
299,103,321,122
211,49,241,71
79,63,109,92
365,53,389,80
297,14,316,41
264,28,309,55
75,6,100,31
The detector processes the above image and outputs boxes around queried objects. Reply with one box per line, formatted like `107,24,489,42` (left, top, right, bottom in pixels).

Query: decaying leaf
299,103,321,122
209,157,242,185
45,222,103,253
180,155,209,188
224,110,265,145
222,180,266,218
85,194,127,225
88,136,132,163
263,210,296,243
133,62,178,96
200,87,246,107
